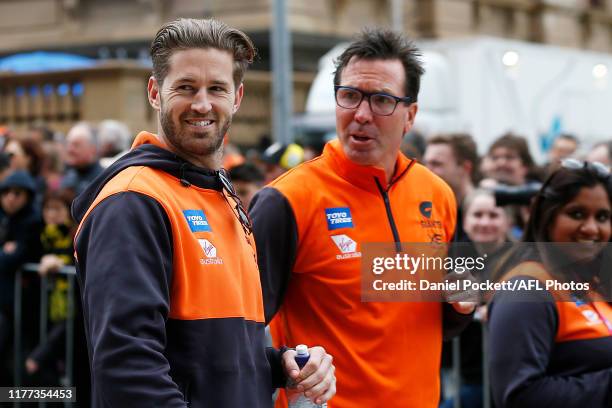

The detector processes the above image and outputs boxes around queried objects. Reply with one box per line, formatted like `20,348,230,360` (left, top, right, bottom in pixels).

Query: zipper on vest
374,177,402,252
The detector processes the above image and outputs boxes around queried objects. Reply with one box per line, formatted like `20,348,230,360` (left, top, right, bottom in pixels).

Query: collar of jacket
323,139,414,191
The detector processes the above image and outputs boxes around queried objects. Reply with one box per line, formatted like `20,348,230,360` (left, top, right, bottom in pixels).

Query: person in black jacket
0,170,43,383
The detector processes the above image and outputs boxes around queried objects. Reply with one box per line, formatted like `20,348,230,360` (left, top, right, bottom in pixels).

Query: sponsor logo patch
325,207,354,230
183,210,212,232
419,201,432,218
330,234,362,260
198,239,223,265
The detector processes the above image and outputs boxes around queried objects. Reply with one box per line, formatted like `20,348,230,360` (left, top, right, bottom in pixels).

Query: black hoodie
72,133,285,408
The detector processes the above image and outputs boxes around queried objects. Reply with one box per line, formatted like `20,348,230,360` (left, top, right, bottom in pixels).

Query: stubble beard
160,103,231,159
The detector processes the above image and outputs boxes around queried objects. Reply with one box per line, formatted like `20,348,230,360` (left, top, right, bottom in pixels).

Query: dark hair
42,188,75,211
229,163,264,184
151,18,256,87
333,27,424,102
488,132,535,169
19,138,46,176
428,133,479,180
556,133,579,145
524,165,612,242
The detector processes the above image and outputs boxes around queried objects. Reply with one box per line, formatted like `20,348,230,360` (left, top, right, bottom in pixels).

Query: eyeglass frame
217,169,253,236
333,85,413,116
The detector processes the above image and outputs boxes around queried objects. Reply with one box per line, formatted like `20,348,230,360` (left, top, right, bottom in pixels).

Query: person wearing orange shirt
250,28,474,407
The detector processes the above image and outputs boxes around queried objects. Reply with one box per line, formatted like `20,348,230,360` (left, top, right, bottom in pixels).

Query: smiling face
463,193,509,245
549,184,611,261
335,57,417,179
147,48,243,169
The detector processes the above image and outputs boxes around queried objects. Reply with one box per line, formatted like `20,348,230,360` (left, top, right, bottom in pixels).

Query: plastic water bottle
288,344,326,408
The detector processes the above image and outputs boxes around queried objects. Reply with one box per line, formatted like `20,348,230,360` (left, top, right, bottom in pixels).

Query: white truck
298,36,612,161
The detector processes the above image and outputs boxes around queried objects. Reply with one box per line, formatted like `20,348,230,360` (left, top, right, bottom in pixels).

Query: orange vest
76,132,264,323
269,140,457,408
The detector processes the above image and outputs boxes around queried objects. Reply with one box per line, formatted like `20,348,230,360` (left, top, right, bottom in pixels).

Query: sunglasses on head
559,158,610,178
218,169,253,236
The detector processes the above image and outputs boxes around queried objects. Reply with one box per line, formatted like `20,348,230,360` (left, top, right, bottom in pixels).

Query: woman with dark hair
3,137,47,205
488,159,612,407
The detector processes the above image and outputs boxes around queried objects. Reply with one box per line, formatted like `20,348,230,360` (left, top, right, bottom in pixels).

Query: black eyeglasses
218,169,253,236
334,85,412,116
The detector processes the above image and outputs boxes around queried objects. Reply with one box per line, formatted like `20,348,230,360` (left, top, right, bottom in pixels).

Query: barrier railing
13,263,76,408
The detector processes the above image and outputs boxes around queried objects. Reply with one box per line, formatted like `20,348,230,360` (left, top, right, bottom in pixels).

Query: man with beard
71,18,335,407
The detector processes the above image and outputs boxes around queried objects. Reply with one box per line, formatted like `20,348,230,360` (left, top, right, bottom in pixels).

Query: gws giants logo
330,234,362,260
198,239,223,265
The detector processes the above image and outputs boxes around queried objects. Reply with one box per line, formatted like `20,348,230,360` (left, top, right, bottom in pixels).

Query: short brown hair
488,133,535,169
428,133,479,180
150,18,256,87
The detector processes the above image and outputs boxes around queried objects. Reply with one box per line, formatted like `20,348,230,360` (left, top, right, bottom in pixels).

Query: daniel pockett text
360,243,607,302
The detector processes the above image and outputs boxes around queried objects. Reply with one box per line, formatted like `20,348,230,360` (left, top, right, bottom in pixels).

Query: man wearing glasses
71,18,335,407
250,28,474,407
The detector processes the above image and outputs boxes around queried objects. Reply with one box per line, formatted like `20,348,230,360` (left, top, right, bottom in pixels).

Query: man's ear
147,76,161,110
403,102,418,134
232,83,244,114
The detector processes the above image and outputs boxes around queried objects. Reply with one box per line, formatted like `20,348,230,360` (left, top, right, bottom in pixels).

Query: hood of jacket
72,131,224,223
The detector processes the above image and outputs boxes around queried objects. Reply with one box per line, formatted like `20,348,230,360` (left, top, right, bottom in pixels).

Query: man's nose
191,89,212,113
353,97,373,124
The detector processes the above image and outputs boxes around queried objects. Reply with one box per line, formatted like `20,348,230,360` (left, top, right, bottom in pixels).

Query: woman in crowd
441,189,511,408
488,159,612,407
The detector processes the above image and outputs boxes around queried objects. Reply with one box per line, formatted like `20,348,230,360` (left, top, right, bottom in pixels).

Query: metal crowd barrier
448,323,491,408
13,263,76,408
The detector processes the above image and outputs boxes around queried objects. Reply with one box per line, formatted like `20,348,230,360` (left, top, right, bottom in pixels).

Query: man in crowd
423,133,478,241
61,122,103,195
229,162,264,209
587,140,612,168
251,28,474,408
482,132,539,187
547,133,579,172
72,18,335,407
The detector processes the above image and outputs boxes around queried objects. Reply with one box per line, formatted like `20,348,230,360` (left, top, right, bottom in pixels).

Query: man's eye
210,86,227,93
177,85,194,91
372,95,394,105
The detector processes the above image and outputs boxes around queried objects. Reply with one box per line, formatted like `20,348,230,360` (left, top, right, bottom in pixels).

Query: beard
160,102,230,159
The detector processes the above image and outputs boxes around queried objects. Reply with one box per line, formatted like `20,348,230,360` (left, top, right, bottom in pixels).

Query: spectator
488,158,612,407
0,170,43,382
586,140,612,168
424,133,478,241
260,142,305,183
3,138,47,205
98,119,132,167
547,133,579,172
230,163,264,209
60,122,103,195
441,189,512,408
483,133,540,187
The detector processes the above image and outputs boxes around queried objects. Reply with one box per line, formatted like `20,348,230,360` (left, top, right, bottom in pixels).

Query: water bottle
287,344,326,408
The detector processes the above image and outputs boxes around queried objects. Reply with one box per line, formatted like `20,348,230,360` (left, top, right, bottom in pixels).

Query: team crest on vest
330,234,362,260
183,210,212,232
325,207,354,230
198,239,223,265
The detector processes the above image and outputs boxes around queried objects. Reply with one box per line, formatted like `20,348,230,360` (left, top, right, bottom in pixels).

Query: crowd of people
0,16,611,408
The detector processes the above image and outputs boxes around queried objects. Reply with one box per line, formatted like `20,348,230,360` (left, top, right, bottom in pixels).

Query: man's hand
282,346,336,405
449,301,476,314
